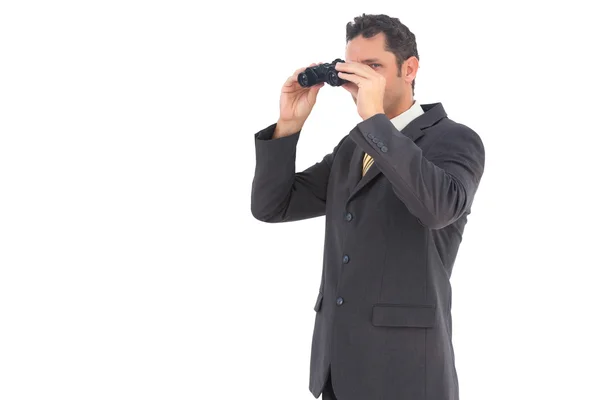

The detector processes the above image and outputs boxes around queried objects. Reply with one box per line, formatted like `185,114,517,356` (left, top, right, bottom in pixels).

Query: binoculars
297,58,349,87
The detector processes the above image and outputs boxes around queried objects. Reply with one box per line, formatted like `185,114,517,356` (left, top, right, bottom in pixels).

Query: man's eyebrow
361,58,382,63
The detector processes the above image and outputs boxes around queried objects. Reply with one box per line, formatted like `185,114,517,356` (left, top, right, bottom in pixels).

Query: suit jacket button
336,297,344,306
367,133,374,139
345,212,353,221
381,146,388,152
377,142,383,148
342,255,350,263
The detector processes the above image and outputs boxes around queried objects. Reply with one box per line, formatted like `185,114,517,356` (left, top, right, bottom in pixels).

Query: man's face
344,32,409,113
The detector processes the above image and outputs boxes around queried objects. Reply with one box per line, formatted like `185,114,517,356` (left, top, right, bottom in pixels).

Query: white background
1,1,599,399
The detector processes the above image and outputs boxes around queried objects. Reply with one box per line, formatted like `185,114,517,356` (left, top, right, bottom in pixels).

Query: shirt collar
389,99,424,132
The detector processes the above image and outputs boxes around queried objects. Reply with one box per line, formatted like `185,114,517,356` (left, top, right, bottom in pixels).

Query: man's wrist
274,119,304,139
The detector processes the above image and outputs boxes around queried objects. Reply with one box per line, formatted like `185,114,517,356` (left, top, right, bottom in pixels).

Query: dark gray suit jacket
251,103,485,400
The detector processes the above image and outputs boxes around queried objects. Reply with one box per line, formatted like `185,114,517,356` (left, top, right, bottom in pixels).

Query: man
250,13,485,400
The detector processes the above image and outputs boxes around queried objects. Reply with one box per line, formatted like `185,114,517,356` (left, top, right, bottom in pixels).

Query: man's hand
335,61,385,120
274,62,325,139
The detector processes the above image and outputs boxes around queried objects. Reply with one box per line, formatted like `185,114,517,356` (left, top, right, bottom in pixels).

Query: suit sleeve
251,122,344,223
349,113,485,229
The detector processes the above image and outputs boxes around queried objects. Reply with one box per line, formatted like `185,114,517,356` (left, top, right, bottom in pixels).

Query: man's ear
403,56,419,84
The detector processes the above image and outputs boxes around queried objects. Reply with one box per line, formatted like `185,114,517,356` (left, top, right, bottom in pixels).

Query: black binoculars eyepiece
297,58,349,87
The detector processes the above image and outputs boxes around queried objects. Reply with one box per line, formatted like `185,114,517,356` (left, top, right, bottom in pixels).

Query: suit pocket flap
314,292,324,312
372,304,436,328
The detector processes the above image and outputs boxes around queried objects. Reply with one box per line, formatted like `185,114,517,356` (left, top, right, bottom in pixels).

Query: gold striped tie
362,152,374,176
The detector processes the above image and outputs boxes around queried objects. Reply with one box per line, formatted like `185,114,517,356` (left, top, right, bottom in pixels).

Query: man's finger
335,61,375,79
337,71,364,87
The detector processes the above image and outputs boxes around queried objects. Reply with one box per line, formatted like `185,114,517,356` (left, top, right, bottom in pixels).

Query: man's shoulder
421,116,485,166
427,114,483,148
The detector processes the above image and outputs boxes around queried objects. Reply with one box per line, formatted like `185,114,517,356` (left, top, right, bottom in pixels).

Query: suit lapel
347,145,365,191
399,121,425,143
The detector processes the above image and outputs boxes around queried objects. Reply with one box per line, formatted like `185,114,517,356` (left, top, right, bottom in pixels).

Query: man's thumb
341,83,357,96
308,82,324,100
311,82,324,93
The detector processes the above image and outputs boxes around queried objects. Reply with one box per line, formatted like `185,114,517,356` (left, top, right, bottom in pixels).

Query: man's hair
346,13,419,94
